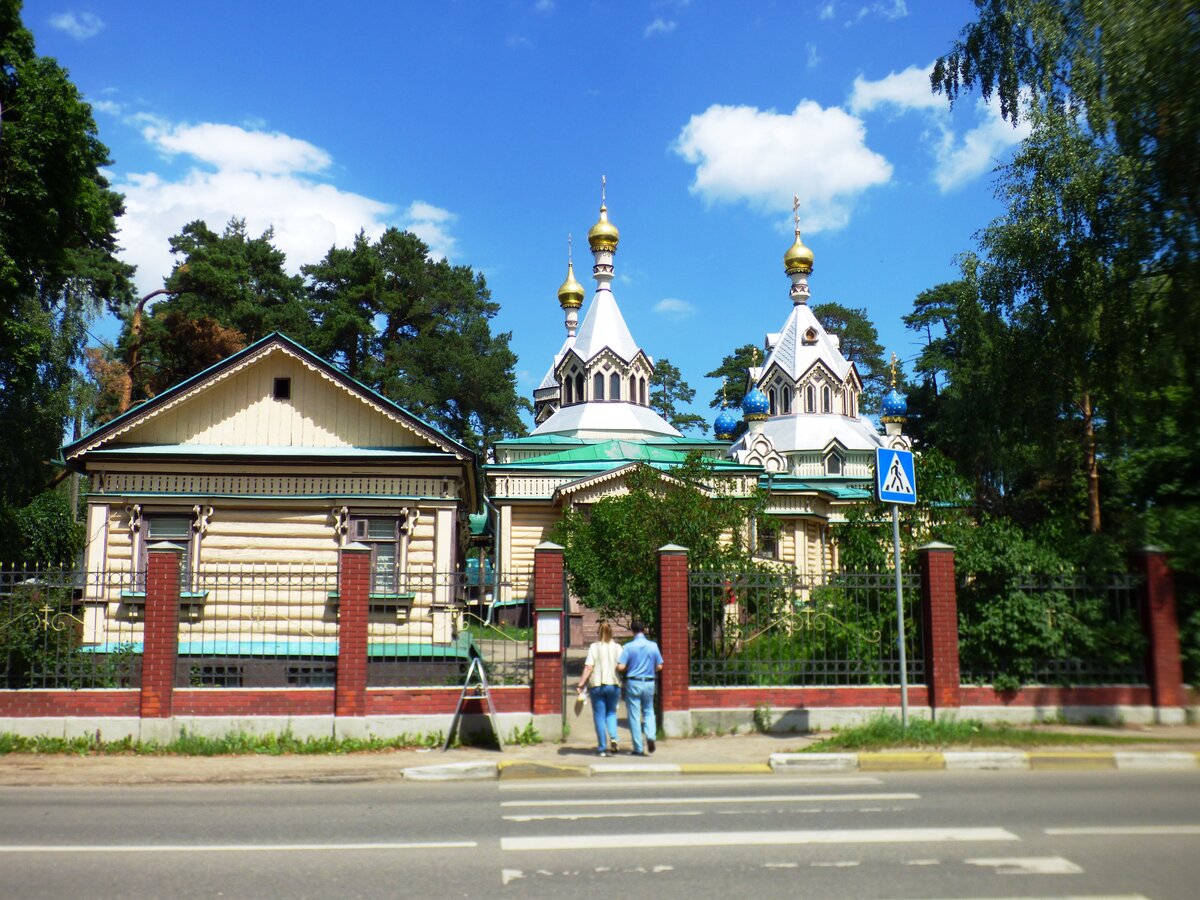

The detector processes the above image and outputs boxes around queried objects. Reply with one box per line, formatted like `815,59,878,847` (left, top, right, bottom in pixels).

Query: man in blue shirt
617,621,663,755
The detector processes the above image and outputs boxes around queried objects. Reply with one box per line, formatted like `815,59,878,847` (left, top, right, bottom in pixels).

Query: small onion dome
557,261,585,309
784,230,814,275
880,387,908,423
714,407,739,440
742,385,770,421
588,204,620,253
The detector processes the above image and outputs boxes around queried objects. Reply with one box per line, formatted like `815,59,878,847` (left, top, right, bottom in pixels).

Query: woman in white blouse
576,623,623,756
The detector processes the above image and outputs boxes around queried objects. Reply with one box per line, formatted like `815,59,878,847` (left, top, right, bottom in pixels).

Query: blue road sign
876,447,917,505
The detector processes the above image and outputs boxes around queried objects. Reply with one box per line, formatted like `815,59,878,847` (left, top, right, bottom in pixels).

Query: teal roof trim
88,445,449,459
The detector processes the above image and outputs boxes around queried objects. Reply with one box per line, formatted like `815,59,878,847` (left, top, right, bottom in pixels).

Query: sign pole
891,503,908,728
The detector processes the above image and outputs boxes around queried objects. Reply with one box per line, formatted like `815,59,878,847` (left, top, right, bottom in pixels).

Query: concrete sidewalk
2,723,1199,786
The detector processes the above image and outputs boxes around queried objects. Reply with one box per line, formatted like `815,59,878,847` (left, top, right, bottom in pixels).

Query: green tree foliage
932,0,1199,539
704,343,758,441
92,224,527,456
550,453,762,627
649,358,706,434
0,0,134,509
9,489,84,566
304,228,526,456
812,302,891,413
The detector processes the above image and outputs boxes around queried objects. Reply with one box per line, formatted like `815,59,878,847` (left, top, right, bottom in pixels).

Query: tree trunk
1082,391,1101,533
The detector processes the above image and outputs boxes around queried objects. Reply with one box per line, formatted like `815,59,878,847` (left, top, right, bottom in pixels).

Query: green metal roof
490,439,758,471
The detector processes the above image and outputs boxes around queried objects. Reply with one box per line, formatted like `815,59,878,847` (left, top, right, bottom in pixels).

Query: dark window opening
273,377,291,400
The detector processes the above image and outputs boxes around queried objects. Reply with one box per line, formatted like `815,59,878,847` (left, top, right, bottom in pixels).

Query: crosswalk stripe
501,826,1018,851
1045,825,1200,836
965,856,1084,874
0,841,477,854
504,811,704,822
501,792,917,808
498,775,881,791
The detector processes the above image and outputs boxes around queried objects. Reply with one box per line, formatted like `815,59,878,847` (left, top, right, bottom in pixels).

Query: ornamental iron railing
689,569,924,687
957,573,1147,686
0,564,533,690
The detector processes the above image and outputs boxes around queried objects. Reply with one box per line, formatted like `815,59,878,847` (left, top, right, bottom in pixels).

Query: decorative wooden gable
63,334,471,462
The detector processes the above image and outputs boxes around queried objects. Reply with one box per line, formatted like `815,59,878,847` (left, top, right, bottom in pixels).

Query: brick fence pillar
918,542,960,716
532,542,565,717
336,544,371,717
657,545,690,716
1137,547,1186,722
141,542,183,718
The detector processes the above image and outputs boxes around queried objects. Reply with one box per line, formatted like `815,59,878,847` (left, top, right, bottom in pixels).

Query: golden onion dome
557,261,585,309
587,204,620,252
784,229,814,275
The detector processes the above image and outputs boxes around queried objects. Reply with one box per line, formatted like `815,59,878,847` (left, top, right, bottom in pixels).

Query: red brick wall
658,547,689,713
919,543,961,711
690,686,931,708
366,686,531,715
335,547,371,717
175,690,336,716
0,691,140,716
959,685,1152,706
141,545,182,718
531,544,564,716
1139,548,1185,709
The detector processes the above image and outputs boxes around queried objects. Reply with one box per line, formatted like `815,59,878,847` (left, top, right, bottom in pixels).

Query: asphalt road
1,771,1197,898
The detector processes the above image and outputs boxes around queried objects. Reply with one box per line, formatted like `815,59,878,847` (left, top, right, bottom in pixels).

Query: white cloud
673,101,892,232
849,62,942,114
534,0,554,12
644,17,677,38
818,2,835,21
48,11,104,40
403,201,458,260
89,98,122,116
850,65,1029,192
805,44,821,70
870,0,908,20
139,119,332,175
109,118,460,293
934,96,1030,191
654,298,696,318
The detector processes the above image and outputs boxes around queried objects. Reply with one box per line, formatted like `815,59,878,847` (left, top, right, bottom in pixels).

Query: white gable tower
531,181,681,440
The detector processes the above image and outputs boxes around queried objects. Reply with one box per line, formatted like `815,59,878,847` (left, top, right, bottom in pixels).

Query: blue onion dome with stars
880,353,907,423
714,406,739,440
742,385,770,421
881,386,907,422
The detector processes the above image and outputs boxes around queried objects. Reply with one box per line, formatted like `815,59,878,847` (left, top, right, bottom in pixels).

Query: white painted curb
403,761,498,781
770,752,857,771
1113,752,1198,770
943,751,1028,770
590,762,680,776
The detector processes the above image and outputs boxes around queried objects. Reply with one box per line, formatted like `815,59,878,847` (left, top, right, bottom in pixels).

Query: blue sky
27,0,1026,429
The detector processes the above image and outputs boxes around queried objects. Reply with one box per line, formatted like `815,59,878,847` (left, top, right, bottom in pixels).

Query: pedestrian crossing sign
875,447,917,505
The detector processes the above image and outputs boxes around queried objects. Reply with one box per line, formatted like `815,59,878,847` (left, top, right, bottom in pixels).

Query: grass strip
802,714,1175,752
0,729,446,757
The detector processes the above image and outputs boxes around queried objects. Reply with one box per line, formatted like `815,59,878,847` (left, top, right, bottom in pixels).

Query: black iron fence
0,566,140,689
958,573,1147,687
0,564,534,690
689,569,925,687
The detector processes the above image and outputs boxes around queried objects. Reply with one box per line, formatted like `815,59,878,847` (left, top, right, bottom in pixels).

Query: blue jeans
624,678,656,753
589,684,620,753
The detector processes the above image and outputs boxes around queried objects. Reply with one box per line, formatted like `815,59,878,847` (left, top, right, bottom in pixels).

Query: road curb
943,751,1028,770
498,761,590,780
1028,752,1115,770
770,752,857,771
859,752,945,771
403,760,498,781
1113,751,1199,770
